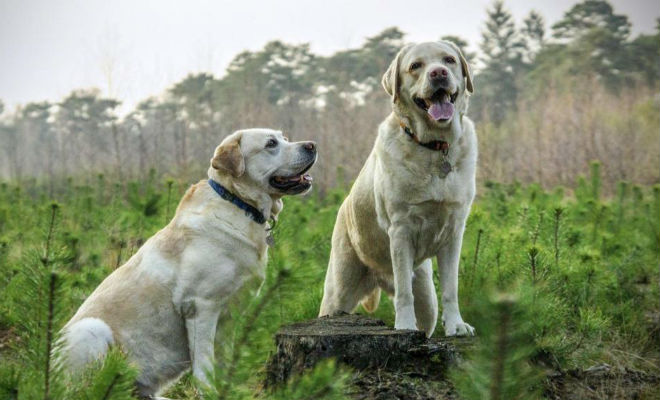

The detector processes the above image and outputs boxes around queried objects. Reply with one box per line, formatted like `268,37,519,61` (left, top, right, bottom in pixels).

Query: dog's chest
378,161,473,261
222,229,269,280
406,198,458,250
426,171,467,203
191,215,269,283
386,161,471,205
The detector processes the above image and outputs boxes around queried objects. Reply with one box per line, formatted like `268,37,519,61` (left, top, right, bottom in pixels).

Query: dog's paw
443,320,475,336
394,308,417,331
394,321,417,330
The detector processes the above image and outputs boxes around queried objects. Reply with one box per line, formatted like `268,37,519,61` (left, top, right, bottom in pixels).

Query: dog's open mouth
413,88,457,121
269,160,314,193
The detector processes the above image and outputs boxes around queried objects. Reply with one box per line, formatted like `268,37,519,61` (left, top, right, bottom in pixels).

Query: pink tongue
428,102,454,121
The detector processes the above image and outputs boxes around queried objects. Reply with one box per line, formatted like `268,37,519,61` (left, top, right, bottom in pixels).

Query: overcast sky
1,0,658,114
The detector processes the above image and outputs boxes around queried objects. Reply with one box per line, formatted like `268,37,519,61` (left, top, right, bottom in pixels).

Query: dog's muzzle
413,86,458,122
269,142,317,194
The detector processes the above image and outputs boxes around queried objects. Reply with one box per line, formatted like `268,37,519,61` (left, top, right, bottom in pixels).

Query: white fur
319,41,476,337
58,129,316,397
61,317,114,372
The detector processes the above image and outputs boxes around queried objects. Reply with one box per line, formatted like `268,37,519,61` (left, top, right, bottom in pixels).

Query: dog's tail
57,317,114,373
361,287,381,313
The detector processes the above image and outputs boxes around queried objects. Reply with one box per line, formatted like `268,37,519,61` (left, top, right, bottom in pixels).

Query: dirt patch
349,369,457,400
545,365,660,400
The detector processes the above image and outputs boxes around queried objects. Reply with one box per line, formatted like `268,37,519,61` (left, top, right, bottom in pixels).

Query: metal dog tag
439,160,452,178
266,233,275,247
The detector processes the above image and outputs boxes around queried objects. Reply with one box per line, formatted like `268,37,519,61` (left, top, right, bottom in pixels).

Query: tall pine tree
474,0,524,123
552,0,629,43
521,11,545,64
551,1,632,88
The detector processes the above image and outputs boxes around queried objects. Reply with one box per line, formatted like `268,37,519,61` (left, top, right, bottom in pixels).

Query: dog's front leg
437,217,475,336
389,224,417,331
184,298,220,391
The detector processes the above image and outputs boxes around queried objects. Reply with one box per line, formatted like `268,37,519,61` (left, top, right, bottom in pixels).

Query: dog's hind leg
319,249,375,316
319,208,375,317
413,259,438,337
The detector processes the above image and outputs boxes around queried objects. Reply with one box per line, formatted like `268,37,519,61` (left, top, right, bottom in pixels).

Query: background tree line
1,0,658,195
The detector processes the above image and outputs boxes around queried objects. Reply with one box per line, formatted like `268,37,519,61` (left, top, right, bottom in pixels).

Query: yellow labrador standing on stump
59,129,317,398
319,41,476,337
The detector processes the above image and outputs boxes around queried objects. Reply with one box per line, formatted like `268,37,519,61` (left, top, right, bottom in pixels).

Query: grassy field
0,163,658,399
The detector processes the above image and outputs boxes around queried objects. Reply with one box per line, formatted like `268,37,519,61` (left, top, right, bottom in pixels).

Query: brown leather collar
398,121,449,155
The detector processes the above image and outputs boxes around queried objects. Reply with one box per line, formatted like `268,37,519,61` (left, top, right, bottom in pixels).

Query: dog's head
382,41,473,130
209,129,317,196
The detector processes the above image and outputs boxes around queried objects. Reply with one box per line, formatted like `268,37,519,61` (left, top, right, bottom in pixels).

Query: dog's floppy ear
459,51,474,94
444,41,474,94
381,44,412,102
211,133,245,177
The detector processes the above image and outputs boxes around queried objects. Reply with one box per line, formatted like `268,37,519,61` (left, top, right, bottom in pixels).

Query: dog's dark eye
444,56,456,64
265,138,278,148
409,61,423,71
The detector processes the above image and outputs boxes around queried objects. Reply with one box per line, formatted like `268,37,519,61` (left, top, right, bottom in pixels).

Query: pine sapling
495,250,502,288
8,200,68,400
553,207,563,271
470,228,484,291
490,295,513,400
450,290,542,400
67,348,139,400
530,212,544,246
100,373,120,400
615,181,628,231
528,246,539,284
41,203,59,267
589,161,601,203
97,173,106,204
42,203,61,400
43,272,57,400
649,185,660,250
114,239,126,270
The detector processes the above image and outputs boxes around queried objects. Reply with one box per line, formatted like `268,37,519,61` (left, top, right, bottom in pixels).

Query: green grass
0,164,658,399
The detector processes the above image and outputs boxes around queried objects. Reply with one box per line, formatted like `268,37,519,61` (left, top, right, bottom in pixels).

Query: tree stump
265,313,471,388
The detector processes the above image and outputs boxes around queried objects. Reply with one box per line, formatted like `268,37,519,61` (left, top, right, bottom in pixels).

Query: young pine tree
451,290,543,400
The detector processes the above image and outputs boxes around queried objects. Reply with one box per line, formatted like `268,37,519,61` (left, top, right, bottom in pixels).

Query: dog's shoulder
156,180,222,259
460,116,477,148
175,180,209,214
454,116,477,170
459,116,474,137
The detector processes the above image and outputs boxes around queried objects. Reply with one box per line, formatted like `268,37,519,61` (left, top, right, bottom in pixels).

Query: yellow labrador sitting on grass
319,41,476,337
59,129,317,398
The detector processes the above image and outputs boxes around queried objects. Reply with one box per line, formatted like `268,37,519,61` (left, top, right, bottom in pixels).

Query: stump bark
265,313,471,389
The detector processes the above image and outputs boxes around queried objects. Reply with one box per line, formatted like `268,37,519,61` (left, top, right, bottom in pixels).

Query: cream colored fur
319,41,477,337
58,129,316,398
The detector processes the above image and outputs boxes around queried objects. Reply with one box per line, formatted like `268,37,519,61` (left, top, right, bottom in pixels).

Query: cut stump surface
265,313,471,392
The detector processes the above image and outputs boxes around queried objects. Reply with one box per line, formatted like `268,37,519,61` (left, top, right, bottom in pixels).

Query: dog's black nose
303,141,316,153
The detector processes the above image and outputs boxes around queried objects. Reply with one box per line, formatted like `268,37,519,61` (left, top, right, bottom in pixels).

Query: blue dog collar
207,179,266,225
